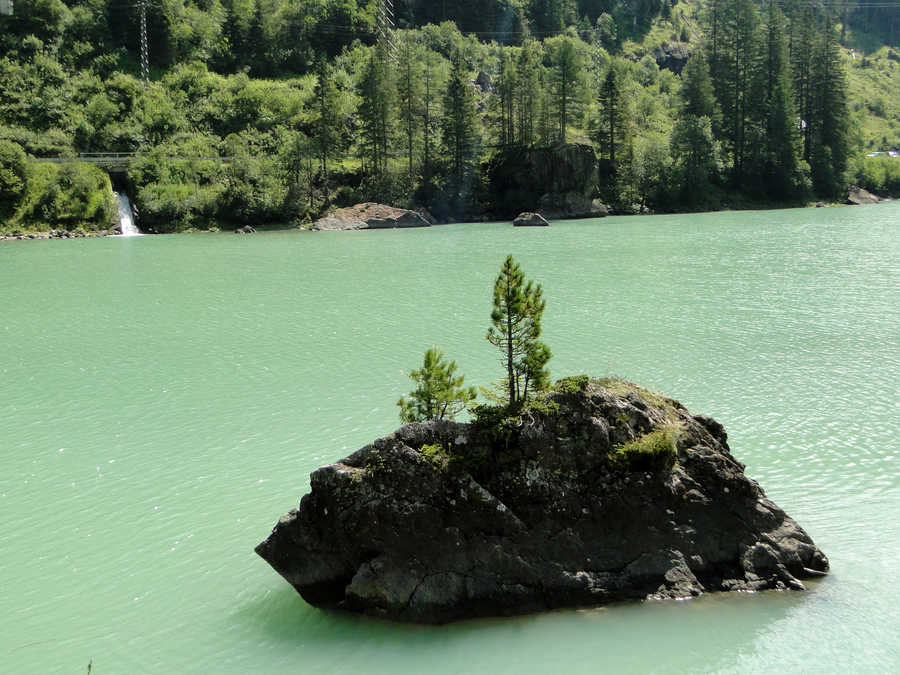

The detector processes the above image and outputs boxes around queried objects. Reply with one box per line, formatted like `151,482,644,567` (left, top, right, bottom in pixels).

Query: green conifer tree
716,0,761,185
791,7,816,162
398,347,476,423
516,41,541,146
679,52,716,120
397,34,424,180
441,49,479,201
758,0,800,199
486,255,551,408
550,37,581,143
595,62,629,172
313,57,343,204
496,50,518,146
809,17,850,198
358,46,394,179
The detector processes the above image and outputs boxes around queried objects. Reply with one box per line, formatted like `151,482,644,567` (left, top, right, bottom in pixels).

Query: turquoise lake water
1,204,898,672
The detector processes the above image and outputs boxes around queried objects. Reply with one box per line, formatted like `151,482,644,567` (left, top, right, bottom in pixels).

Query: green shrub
854,155,900,196
611,424,681,472
553,375,590,394
419,442,450,469
0,139,27,215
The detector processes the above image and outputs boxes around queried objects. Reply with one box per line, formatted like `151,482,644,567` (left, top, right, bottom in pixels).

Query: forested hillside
1,0,898,233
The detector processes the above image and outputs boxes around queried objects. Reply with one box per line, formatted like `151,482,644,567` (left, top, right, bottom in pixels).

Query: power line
139,0,149,84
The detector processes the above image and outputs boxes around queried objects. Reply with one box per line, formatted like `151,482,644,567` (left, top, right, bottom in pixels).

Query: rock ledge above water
256,377,828,623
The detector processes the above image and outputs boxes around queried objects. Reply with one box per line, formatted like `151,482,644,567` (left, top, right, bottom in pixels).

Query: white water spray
115,192,141,236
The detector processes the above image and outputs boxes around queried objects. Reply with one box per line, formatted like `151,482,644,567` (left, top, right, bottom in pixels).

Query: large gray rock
312,203,431,231
256,378,828,623
846,187,880,205
513,212,549,227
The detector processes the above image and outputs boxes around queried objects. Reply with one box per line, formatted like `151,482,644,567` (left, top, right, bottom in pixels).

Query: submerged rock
311,203,431,231
256,377,828,624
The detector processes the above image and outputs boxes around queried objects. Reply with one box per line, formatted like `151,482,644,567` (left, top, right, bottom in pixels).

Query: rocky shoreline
0,228,122,241
256,377,828,624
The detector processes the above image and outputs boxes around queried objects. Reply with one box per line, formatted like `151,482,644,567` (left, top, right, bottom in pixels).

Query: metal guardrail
32,154,237,166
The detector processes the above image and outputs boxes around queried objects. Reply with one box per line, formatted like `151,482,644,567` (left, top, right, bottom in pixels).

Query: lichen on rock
256,377,828,623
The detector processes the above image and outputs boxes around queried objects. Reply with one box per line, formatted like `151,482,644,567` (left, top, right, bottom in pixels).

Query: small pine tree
486,255,552,408
398,347,476,423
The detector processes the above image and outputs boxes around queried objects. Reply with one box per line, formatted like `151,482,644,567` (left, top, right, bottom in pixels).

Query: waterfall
115,192,141,236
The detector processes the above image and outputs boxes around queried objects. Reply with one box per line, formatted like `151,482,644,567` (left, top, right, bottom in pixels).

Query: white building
0,0,12,15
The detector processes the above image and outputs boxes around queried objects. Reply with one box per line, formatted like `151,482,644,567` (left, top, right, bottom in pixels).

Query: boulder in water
513,212,550,227
256,377,828,623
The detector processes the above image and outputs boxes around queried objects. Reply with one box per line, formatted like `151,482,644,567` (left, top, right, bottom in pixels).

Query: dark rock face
256,378,828,624
311,203,431,231
538,192,608,220
653,41,692,74
487,144,599,218
513,212,549,227
234,225,256,234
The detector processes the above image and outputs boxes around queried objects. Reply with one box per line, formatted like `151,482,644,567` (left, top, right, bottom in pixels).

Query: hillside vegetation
1,0,898,233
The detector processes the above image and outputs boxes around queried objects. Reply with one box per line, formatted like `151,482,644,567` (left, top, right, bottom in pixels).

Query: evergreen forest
1,0,899,233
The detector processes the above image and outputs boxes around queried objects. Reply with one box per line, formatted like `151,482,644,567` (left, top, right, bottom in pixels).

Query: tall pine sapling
486,255,551,409
398,347,476,423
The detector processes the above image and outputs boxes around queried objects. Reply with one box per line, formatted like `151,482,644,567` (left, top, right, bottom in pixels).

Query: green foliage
3,160,115,232
553,374,589,394
398,347,476,423
357,46,393,178
0,0,888,226
853,155,900,197
418,442,451,470
486,255,552,408
809,18,851,199
312,57,346,203
594,61,629,171
0,139,27,214
611,424,681,473
441,49,479,208
548,37,584,143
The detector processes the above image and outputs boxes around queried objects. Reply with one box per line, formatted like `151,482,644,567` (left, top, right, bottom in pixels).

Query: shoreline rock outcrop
311,203,432,231
256,377,828,624
846,187,880,205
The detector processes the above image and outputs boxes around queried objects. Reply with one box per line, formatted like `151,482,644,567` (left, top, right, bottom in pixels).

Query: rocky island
256,377,828,624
